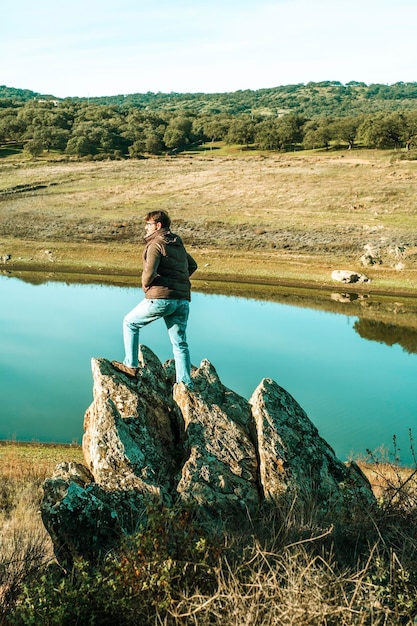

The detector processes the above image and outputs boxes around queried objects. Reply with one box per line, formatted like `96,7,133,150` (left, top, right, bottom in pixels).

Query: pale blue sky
3,0,417,98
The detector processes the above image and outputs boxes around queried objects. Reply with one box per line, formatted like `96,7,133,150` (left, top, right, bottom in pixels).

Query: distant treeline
1,81,417,157
3,81,417,117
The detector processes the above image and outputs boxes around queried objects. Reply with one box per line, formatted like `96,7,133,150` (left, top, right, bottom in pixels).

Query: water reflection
330,292,364,303
354,319,417,354
330,291,417,353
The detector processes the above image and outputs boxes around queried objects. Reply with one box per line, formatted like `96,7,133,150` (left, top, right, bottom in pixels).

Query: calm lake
1,273,416,465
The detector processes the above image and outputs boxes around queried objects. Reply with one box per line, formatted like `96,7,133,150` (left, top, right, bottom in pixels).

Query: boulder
41,461,147,566
82,349,179,500
331,269,370,284
250,379,375,516
360,243,382,267
41,347,376,564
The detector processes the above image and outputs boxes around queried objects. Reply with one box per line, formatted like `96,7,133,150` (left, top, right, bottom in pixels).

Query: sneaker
111,361,139,377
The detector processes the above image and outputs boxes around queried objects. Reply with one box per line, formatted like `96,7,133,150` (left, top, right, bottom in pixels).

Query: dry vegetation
1,443,417,624
0,443,83,620
1,148,417,296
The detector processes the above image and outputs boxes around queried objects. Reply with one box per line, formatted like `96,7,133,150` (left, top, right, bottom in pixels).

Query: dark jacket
142,228,197,301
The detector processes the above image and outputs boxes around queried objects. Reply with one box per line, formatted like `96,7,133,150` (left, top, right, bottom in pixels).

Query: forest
1,81,417,158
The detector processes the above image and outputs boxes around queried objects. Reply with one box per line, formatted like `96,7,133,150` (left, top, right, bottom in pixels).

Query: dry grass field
1,148,417,296
1,442,416,624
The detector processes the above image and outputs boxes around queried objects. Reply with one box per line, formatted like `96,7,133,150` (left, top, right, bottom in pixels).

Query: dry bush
2,445,417,625
359,439,417,512
167,539,416,626
164,473,417,626
0,498,53,619
0,451,56,622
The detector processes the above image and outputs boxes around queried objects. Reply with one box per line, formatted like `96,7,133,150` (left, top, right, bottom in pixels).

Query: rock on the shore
331,269,370,283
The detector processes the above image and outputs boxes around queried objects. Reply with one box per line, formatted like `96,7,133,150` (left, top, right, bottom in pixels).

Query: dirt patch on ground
0,213,375,254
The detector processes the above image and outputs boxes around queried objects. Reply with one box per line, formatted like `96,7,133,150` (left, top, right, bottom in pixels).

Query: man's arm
187,253,198,277
142,243,161,290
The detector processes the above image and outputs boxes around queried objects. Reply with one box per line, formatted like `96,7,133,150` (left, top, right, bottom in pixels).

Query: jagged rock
41,347,376,565
360,244,382,267
250,379,375,516
82,348,179,499
331,269,370,283
173,360,259,518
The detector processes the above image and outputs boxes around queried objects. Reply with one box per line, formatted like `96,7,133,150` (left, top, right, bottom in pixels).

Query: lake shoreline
5,253,417,335
3,256,417,300
2,150,417,300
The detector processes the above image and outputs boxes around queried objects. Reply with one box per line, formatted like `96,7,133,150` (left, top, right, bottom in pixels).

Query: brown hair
145,210,171,228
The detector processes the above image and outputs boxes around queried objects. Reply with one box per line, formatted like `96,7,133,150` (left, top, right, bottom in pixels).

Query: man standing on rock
112,210,197,387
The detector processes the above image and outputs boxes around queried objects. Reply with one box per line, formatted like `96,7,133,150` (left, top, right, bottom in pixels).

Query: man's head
144,210,171,229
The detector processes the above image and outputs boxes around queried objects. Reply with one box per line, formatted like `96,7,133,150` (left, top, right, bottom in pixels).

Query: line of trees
1,98,417,158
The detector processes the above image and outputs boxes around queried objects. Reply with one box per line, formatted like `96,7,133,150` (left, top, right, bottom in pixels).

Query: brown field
0,441,84,480
1,148,417,297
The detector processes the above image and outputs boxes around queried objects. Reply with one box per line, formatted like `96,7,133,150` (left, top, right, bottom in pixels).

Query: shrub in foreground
5,488,417,626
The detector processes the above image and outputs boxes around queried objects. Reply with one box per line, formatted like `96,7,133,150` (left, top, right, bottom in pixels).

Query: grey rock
331,269,370,283
42,348,376,565
41,461,147,566
250,378,375,516
173,360,259,518
360,253,382,267
82,349,179,500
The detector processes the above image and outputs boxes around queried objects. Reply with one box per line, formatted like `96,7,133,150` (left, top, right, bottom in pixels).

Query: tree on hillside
226,116,256,146
199,114,231,143
65,120,103,156
255,119,283,150
15,101,73,153
358,112,404,149
0,110,25,143
163,115,195,152
24,137,44,157
145,131,164,155
401,110,417,150
28,127,70,152
255,115,304,151
303,119,332,150
128,139,147,158
120,109,147,144
65,135,96,157
331,116,362,149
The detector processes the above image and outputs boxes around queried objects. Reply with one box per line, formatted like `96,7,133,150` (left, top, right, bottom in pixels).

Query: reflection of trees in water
354,319,417,354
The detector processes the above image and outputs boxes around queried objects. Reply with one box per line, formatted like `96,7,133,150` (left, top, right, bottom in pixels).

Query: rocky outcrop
250,379,373,517
173,360,259,519
41,347,376,565
82,347,179,499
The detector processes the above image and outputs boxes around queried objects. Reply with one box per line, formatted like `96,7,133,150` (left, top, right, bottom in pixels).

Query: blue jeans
122,298,192,385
